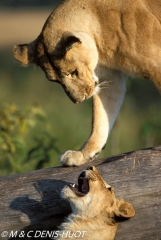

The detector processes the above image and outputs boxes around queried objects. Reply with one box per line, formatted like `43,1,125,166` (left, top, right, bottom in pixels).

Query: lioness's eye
65,70,78,78
71,69,78,77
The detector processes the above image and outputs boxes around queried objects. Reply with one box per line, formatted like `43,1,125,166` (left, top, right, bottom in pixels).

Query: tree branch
0,146,161,239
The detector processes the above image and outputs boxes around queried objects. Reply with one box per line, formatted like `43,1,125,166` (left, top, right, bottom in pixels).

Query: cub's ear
13,40,36,65
114,200,135,222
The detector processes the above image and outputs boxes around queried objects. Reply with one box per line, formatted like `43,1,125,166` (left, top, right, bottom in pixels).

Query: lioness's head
13,31,99,104
61,166,135,222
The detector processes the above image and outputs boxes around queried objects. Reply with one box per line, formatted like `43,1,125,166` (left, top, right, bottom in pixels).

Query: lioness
59,166,135,240
13,0,161,166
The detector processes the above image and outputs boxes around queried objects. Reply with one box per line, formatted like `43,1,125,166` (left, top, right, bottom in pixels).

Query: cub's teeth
70,184,75,187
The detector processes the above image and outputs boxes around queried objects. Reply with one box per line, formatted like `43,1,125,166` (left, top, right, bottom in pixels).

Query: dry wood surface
0,146,161,240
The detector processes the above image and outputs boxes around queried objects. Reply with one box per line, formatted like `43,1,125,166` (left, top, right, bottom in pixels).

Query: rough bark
0,146,161,240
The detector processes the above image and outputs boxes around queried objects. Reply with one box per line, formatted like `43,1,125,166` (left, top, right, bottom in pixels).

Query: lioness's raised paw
59,150,87,167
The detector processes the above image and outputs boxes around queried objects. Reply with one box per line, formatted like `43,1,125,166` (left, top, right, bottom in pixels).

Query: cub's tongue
82,181,88,193
78,177,89,194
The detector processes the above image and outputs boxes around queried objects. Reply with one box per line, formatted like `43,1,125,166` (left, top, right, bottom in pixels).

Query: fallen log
0,146,161,240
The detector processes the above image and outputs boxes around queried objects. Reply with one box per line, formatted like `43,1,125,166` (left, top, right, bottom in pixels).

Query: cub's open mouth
69,173,89,196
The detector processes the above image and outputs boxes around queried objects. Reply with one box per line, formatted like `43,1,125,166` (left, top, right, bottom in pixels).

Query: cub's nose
79,171,86,178
86,166,93,171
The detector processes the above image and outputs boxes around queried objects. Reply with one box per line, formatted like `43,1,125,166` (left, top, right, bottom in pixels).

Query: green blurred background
0,1,161,175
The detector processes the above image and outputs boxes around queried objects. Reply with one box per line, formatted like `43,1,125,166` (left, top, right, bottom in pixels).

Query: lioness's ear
114,200,135,221
62,32,82,53
13,40,36,65
55,32,82,57
64,35,81,51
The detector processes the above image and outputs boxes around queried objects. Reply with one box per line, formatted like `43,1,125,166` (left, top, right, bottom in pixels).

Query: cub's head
13,31,99,104
61,166,135,223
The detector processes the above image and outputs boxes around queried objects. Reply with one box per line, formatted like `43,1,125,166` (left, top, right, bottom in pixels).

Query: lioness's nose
93,75,98,86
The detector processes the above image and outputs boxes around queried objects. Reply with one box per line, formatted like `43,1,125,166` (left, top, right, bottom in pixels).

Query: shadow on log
0,146,161,240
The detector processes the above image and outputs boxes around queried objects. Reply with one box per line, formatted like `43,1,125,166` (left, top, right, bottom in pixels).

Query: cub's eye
71,69,78,77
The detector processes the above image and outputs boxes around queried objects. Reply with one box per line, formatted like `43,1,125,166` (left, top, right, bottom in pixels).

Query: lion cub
59,166,135,240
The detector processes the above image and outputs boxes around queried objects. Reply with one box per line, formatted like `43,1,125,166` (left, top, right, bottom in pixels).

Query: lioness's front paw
59,150,87,167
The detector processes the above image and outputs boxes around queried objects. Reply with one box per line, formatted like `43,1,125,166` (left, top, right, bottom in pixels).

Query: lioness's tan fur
59,166,135,240
13,0,161,166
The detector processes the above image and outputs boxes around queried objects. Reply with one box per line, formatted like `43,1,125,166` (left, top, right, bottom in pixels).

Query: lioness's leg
59,71,127,166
